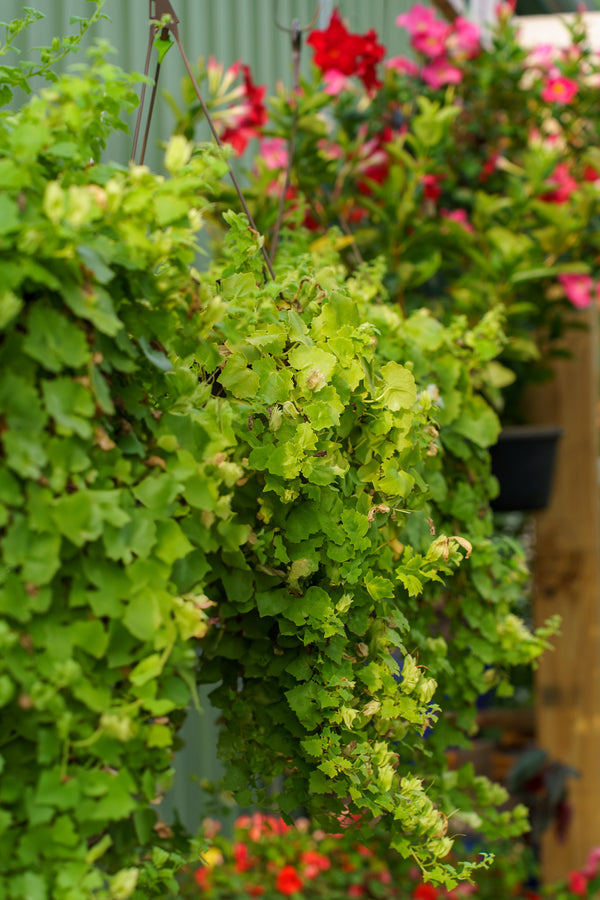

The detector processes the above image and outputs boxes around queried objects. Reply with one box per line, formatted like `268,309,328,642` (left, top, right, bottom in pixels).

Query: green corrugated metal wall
3,0,411,834
5,1,410,169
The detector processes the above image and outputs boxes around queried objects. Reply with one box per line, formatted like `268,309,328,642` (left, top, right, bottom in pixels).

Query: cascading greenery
0,10,556,899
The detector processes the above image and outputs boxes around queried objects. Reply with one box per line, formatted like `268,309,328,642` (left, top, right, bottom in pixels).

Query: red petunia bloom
308,9,384,91
301,850,331,879
194,868,211,890
275,865,304,895
413,884,440,900
220,65,267,155
568,870,589,896
234,842,256,873
421,173,443,202
540,162,578,204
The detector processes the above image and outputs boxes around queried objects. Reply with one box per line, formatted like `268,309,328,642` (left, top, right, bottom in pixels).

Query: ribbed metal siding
5,1,411,168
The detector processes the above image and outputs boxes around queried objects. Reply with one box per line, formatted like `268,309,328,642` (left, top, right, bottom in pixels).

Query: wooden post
527,310,600,882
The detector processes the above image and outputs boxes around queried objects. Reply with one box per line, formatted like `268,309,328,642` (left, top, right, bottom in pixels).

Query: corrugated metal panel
5,1,411,168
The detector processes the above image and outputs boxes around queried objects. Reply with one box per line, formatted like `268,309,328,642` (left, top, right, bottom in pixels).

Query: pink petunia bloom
385,55,420,76
568,870,589,896
495,0,517,22
421,56,464,88
259,137,288,170
440,208,474,232
412,19,450,57
540,163,578,203
396,4,438,35
446,17,481,60
558,273,593,309
526,44,557,69
583,846,600,878
322,68,352,95
541,75,579,104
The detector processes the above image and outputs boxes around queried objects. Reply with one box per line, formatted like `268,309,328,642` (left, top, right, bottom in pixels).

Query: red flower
275,865,304,895
479,152,499,182
348,886,366,898
308,9,384,91
220,65,266,155
413,885,440,900
540,163,578,204
234,842,256,873
422,173,443,202
194,868,211,890
247,886,265,897
301,850,331,879
568,870,589,896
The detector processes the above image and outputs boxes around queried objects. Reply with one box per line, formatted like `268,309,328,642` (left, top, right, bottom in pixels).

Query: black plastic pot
490,425,563,512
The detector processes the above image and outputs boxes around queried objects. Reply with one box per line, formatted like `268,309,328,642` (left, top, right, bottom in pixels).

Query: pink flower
541,75,579,104
396,4,438,35
495,0,517,22
568,870,589,896
322,68,352,95
446,17,481,60
259,137,288,170
412,19,450,58
385,55,420,77
558,273,593,309
527,44,557,69
421,57,463,88
540,163,578,203
440,208,474,232
584,846,600,878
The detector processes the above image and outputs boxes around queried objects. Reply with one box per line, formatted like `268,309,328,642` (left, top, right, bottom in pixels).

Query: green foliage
0,55,234,899
0,29,557,898
0,1,108,106
193,229,553,885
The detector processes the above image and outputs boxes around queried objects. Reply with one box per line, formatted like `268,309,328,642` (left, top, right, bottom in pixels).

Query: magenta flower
384,55,420,77
526,43,557,70
541,75,578,104
540,163,578,204
558,273,593,309
396,4,437,36
421,57,463,88
259,138,288,170
412,20,450,58
440,208,474,232
583,846,600,878
446,17,481,61
567,870,589,896
322,69,352,95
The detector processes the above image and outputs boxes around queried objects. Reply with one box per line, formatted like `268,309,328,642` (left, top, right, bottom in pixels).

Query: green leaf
377,362,417,411
130,654,165,686
0,195,20,235
23,303,91,372
138,336,174,372
219,354,260,399
42,377,95,438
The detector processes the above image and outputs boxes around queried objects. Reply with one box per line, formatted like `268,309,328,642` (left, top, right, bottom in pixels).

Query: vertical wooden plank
528,311,600,881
